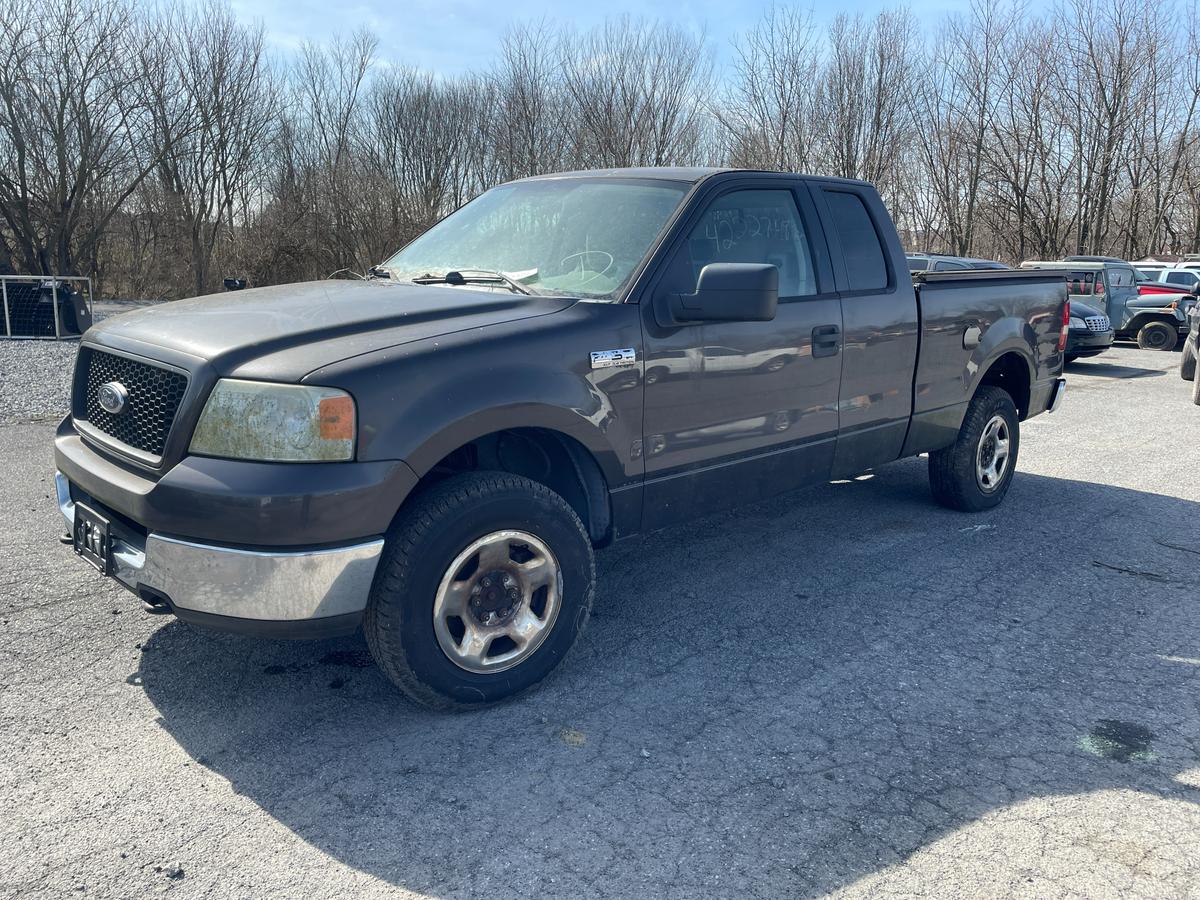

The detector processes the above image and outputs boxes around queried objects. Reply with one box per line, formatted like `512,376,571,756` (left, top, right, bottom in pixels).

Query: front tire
1137,321,1178,351
929,386,1020,512
364,472,595,709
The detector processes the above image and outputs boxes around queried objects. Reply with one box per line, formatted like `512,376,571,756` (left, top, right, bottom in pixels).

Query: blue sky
227,0,972,73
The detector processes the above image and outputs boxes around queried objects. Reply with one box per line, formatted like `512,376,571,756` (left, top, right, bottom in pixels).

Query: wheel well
418,429,612,546
979,352,1031,419
1125,313,1176,334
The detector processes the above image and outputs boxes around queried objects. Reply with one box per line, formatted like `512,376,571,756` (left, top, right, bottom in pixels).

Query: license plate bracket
73,502,112,576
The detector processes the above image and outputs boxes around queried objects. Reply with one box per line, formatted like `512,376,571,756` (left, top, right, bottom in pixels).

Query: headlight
1069,316,1085,329
190,379,356,462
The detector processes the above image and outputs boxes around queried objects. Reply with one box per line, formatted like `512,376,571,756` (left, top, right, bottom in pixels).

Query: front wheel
928,386,1020,512
1137,321,1179,351
364,472,595,708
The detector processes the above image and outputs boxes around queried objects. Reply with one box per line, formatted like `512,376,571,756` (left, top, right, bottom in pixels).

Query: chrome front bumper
57,472,383,626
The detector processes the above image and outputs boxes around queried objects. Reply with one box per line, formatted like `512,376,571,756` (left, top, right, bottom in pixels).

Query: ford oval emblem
98,381,129,415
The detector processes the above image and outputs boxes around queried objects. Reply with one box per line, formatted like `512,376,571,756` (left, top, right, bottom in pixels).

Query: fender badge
590,348,637,369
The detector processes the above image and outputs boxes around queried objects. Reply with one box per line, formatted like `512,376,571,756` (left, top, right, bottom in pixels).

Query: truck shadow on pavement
1065,359,1166,379
137,459,1200,897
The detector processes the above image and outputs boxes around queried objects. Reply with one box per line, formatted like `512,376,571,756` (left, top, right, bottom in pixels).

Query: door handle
812,324,840,358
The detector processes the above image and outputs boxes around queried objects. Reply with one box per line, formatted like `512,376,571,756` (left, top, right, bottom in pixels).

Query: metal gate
0,276,94,340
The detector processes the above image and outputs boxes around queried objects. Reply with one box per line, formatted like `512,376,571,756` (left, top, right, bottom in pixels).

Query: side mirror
655,263,779,327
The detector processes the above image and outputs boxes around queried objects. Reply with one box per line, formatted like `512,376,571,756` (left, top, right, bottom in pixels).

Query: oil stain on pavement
1079,719,1156,762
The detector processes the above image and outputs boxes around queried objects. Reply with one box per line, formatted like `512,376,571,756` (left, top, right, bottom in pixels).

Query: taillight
1058,301,1070,352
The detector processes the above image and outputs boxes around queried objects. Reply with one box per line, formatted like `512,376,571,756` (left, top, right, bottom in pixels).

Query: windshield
381,178,689,300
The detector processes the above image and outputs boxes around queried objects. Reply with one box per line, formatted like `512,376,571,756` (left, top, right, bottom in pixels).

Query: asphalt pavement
1,344,1198,898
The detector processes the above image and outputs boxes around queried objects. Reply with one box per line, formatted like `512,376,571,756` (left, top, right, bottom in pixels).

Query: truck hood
85,280,575,381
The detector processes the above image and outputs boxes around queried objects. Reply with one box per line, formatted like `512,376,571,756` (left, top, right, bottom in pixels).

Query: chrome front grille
1084,315,1111,333
75,348,188,459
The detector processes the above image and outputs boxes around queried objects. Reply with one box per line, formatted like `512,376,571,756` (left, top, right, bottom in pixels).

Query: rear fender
902,317,1035,456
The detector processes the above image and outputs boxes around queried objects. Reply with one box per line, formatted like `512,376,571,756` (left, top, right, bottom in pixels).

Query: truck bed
904,268,1067,452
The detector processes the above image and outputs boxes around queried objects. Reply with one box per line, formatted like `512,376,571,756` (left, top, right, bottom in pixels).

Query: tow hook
140,589,173,616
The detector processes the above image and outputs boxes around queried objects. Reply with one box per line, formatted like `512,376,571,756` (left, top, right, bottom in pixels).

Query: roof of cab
517,167,730,183
514,167,875,188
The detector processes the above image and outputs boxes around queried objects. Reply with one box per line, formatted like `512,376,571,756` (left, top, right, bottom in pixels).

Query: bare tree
488,22,570,181
559,18,714,168
13,0,1200,297
291,28,377,274
143,1,277,296
813,10,917,191
720,5,820,171
0,0,184,277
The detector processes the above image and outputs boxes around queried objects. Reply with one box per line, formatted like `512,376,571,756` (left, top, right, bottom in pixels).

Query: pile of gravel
0,300,153,424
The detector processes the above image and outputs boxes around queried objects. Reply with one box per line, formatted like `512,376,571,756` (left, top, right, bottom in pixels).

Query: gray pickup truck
55,168,1067,707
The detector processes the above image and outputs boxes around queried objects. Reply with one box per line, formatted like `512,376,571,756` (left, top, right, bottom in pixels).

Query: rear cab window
821,188,889,292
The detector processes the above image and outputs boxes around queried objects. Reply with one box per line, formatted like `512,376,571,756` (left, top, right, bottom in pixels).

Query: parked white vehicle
1135,266,1200,291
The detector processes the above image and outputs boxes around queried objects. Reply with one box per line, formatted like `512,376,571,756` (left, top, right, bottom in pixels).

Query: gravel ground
0,341,78,422
0,301,154,424
1,343,1199,898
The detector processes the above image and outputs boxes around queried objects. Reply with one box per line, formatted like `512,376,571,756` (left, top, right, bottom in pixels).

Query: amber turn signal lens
319,395,355,440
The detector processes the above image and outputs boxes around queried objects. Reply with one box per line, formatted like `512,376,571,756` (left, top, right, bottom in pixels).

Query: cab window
1065,271,1097,295
823,189,889,291
677,189,817,298
1108,267,1136,288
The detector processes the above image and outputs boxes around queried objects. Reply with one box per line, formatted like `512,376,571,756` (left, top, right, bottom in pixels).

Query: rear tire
1193,364,1200,405
929,386,1020,512
1181,334,1196,381
364,472,595,709
1136,321,1178,351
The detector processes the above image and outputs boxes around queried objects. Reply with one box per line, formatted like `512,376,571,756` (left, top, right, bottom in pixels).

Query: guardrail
0,275,94,340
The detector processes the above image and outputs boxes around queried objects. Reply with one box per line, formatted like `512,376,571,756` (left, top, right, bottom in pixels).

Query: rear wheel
929,386,1020,512
1193,363,1200,405
364,472,595,708
1136,320,1178,351
1180,334,1196,381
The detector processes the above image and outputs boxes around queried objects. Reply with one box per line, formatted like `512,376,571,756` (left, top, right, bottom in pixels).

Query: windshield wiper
412,269,533,296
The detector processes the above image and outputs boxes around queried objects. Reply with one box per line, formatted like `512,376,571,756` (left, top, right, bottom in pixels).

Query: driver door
639,180,843,530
